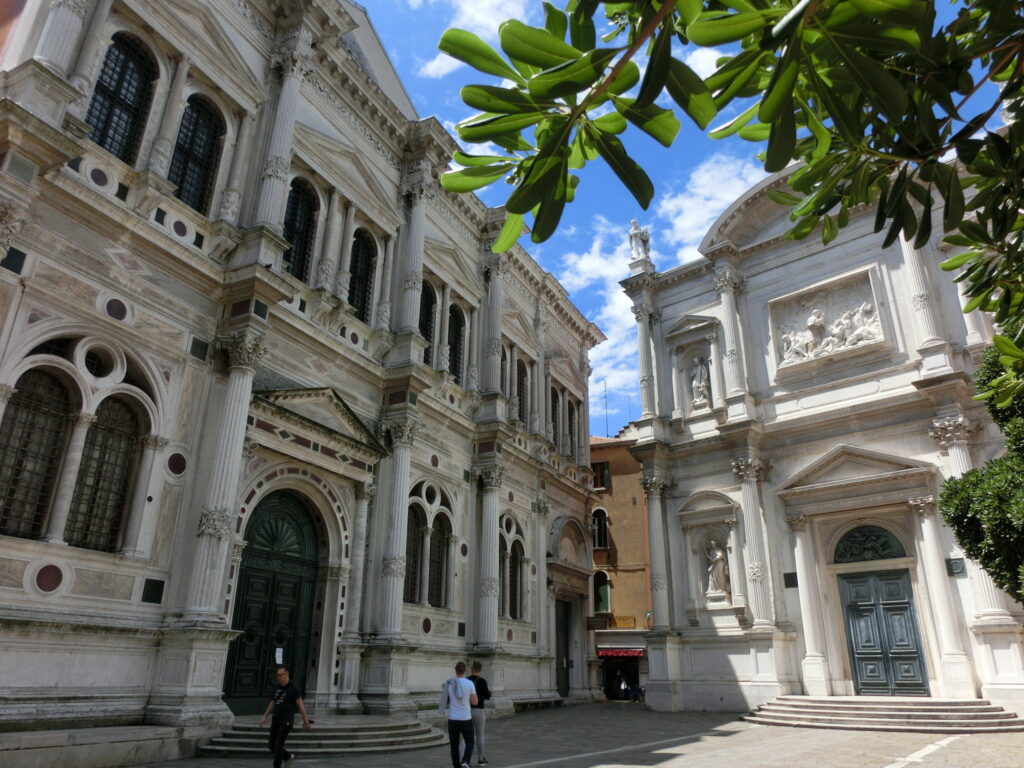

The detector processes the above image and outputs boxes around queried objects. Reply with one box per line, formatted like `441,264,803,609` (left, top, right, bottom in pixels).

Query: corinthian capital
929,416,974,449
639,475,670,497
731,456,767,482
477,465,504,490
225,332,267,370
909,495,937,516
385,420,419,447
273,26,315,76
355,482,376,502
631,302,652,324
0,201,26,249
714,268,742,296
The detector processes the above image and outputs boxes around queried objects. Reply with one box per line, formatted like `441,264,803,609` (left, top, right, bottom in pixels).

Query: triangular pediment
502,308,537,349
780,445,933,492
252,388,387,458
423,238,482,300
665,314,718,340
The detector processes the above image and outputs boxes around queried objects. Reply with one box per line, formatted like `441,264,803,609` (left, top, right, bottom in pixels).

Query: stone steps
199,716,447,757
744,695,1024,733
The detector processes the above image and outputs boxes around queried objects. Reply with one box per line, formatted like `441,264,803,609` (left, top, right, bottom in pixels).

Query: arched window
85,34,156,164
593,509,609,549
568,401,578,460
64,396,142,552
499,537,508,616
594,571,610,614
428,514,451,608
509,540,524,619
550,387,561,449
834,525,907,563
0,370,71,539
282,179,317,282
168,95,225,214
448,305,465,385
516,360,529,422
403,504,426,603
500,348,508,396
419,283,436,365
348,230,376,323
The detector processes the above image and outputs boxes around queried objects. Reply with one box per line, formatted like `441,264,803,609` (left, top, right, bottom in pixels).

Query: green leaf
759,52,799,124
676,0,703,26
440,164,513,193
847,0,928,27
591,112,627,134
686,10,775,46
612,97,680,147
603,61,640,97
569,1,597,50
439,29,525,86
457,112,547,142
765,100,796,172
506,139,569,214
822,214,838,245
709,101,758,138
492,212,525,252
826,42,907,121
636,24,673,109
665,58,717,129
453,151,512,167
993,335,1024,359
500,20,582,69
543,2,568,40
586,124,654,208
461,85,549,114
528,48,619,100
767,189,802,206
738,122,771,140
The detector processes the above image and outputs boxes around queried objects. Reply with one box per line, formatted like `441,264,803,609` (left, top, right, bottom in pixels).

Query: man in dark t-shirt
467,661,492,765
259,665,311,767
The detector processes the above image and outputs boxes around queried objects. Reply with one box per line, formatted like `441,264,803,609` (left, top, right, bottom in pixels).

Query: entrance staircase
745,695,1024,733
199,715,447,758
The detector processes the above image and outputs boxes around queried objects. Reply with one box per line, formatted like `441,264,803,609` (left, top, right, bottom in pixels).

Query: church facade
623,176,1024,714
0,0,602,754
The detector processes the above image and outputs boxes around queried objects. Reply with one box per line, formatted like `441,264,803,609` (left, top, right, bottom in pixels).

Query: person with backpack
438,660,478,768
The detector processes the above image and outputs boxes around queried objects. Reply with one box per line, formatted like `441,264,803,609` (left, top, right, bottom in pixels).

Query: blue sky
370,0,771,437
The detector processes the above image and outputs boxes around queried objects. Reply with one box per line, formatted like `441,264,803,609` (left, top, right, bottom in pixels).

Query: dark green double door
838,569,929,696
225,492,320,714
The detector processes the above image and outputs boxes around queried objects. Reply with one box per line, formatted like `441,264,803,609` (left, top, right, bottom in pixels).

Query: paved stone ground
136,702,1024,768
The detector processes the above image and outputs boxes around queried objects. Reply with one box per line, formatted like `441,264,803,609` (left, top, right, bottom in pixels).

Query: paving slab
135,702,1024,768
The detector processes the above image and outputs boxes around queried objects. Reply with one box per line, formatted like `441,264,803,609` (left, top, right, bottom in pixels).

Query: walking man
467,661,492,766
259,665,312,767
438,660,478,768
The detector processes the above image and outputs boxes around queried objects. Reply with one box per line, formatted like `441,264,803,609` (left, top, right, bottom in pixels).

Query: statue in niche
705,539,730,603
690,357,711,406
781,301,882,366
628,219,650,261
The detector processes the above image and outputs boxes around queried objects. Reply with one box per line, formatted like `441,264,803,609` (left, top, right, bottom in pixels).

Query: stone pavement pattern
136,703,1024,768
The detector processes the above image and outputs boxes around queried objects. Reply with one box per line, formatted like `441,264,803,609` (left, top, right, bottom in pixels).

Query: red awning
597,648,645,657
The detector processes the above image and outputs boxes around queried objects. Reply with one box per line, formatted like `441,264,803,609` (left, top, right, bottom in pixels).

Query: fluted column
344,482,373,636
378,420,418,638
66,0,115,117
44,412,96,544
483,255,504,393
580,368,592,465
148,55,191,177
467,308,480,391
183,332,265,623
956,277,989,346
255,31,311,227
500,549,510,617
397,163,430,332
707,332,725,409
900,235,944,347
335,203,357,299
219,113,254,225
438,284,452,372
477,465,503,647
725,520,746,609
788,515,830,694
35,0,91,76
418,526,432,605
640,476,672,629
670,349,684,416
632,302,655,418
714,268,745,396
507,343,518,419
120,434,167,556
543,368,553,440
375,236,396,330
732,456,773,628
316,190,342,291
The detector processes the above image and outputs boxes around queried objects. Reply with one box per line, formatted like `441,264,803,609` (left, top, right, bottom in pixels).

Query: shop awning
597,648,645,657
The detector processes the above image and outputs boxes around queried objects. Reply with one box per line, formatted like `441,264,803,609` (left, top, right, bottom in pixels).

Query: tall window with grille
516,360,529,422
500,348,508,396
64,397,142,552
427,515,451,607
509,540,524,619
447,306,465,385
592,509,609,549
348,230,376,323
418,283,436,365
550,387,561,451
282,179,317,282
0,370,71,539
85,34,156,164
168,95,225,214
568,401,579,460
594,571,611,614
403,505,426,603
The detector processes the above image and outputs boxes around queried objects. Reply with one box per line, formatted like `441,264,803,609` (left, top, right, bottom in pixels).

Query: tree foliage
438,0,1024,399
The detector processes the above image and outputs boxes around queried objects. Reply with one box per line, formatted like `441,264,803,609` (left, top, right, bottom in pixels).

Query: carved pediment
423,239,482,300
665,314,718,341
502,308,538,351
779,445,933,495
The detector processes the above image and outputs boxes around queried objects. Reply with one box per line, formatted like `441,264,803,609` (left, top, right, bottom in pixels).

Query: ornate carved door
838,569,928,696
224,491,320,714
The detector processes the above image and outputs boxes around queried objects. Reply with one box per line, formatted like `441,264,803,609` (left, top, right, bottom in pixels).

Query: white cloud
655,153,767,264
683,47,726,78
412,0,531,78
420,54,463,79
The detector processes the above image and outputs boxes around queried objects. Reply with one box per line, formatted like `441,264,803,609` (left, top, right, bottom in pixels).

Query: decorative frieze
402,270,422,292
385,420,418,447
639,476,670,496
382,555,406,578
785,515,807,532
262,155,290,182
747,561,765,583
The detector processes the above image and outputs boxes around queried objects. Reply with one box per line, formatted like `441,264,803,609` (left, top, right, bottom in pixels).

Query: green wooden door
555,600,571,698
224,491,320,714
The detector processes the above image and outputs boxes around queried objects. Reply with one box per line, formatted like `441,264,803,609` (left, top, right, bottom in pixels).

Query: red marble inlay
245,489,257,504
506,629,513,642
36,564,62,592
255,419,275,432
321,446,337,458
422,617,431,633
293,435,311,448
167,453,187,475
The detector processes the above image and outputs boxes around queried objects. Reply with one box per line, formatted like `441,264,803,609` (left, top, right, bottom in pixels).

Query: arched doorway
224,491,321,714
835,525,928,696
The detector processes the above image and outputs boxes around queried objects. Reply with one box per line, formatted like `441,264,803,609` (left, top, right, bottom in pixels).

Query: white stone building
0,0,602,757
623,177,1024,714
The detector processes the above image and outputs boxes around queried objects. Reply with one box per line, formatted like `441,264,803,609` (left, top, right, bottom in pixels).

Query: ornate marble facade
0,1,602,761
624,172,1024,714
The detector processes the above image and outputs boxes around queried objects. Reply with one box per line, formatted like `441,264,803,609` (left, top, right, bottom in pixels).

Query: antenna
603,379,609,437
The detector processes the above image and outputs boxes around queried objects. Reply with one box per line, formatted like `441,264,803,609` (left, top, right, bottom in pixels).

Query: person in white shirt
438,660,478,768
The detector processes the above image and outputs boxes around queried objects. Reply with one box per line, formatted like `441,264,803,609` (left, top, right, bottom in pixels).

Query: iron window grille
427,515,451,608
516,360,528,420
85,34,156,164
403,505,426,603
509,541,524,619
418,283,436,365
593,509,610,549
447,306,465,386
282,180,317,282
550,388,561,450
168,95,225,214
348,231,376,323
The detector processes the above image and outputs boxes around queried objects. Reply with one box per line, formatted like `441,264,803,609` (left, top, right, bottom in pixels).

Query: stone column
543,368,553,440
726,520,746,609
732,456,773,629
788,515,830,694
378,420,418,638
67,0,115,117
559,388,569,452
254,32,311,228
500,549,510,617
445,533,456,608
148,55,191,177
182,332,265,623
120,434,167,556
418,526,432,605
714,269,745,396
467,308,480,391
507,344,518,419
335,203,357,300
375,236,396,331
344,483,373,636
580,369,592,465
218,113,254,225
641,476,672,630
956,278,990,347
483,256,504,394
476,465,503,648
438,284,452,372
397,163,430,333
44,412,96,544
910,495,974,696
632,302,656,418
707,332,725,410
900,236,945,347
670,349,684,417
315,190,342,291
35,0,91,76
